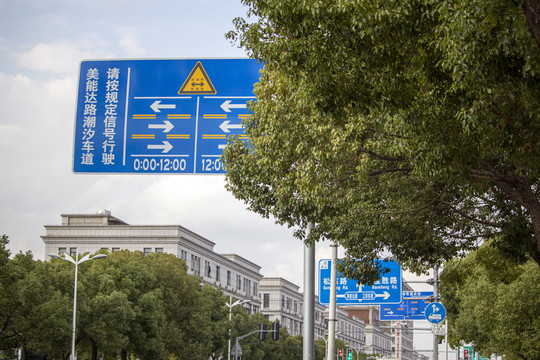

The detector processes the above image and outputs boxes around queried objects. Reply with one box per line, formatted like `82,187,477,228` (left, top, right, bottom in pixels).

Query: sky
0,0,450,357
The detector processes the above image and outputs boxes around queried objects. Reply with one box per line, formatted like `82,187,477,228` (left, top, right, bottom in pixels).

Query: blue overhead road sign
318,259,402,306
73,58,263,174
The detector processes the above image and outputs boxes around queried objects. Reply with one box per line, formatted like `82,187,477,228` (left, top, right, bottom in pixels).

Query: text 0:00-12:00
132,158,223,172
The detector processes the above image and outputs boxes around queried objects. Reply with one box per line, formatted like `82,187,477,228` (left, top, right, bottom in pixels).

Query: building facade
42,210,262,313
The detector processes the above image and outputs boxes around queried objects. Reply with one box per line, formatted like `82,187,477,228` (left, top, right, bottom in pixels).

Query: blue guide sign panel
318,259,402,306
379,291,433,321
73,58,263,174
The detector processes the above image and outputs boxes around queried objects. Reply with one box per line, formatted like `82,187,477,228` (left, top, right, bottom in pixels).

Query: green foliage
0,244,234,360
223,0,540,283
440,243,540,360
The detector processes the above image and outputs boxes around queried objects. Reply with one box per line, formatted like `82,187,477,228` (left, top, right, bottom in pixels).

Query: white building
41,210,262,313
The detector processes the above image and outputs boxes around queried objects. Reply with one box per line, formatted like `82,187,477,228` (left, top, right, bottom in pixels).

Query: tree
440,243,540,360
223,0,540,282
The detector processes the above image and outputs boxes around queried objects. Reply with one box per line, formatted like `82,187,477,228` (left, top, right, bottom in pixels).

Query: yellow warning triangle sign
178,62,217,95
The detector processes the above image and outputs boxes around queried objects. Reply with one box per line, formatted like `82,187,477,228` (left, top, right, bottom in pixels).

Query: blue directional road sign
73,58,263,174
424,302,446,324
380,291,433,321
318,259,402,306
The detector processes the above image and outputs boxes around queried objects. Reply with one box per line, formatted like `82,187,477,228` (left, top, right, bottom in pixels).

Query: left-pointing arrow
220,100,247,112
147,141,173,153
148,120,174,133
219,120,243,133
150,100,176,113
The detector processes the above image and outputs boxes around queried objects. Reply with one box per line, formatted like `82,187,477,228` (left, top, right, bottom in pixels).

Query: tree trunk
91,339,98,360
523,0,540,48
121,349,128,360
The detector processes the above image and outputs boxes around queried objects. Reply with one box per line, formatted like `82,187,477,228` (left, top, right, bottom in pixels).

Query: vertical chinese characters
81,68,99,165
102,68,120,165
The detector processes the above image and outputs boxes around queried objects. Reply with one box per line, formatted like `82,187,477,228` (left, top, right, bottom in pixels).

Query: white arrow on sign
147,141,173,153
150,100,176,113
148,120,174,133
219,120,243,133
220,100,247,112
377,291,391,300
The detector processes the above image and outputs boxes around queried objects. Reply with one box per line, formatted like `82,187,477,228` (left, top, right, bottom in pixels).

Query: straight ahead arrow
150,100,176,113
219,120,243,133
147,141,173,153
220,100,247,112
148,120,174,133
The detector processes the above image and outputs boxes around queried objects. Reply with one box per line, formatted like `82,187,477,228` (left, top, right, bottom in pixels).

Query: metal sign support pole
303,223,315,360
327,243,338,360
433,264,439,360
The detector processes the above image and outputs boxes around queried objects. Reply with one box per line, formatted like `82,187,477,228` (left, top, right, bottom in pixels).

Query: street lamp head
91,254,107,260
48,253,63,259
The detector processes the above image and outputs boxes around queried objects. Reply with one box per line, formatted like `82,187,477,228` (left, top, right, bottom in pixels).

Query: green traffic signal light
347,349,353,360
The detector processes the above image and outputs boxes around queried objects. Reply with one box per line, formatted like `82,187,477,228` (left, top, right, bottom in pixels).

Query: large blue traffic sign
380,291,433,321
424,302,446,324
73,58,263,174
318,259,402,306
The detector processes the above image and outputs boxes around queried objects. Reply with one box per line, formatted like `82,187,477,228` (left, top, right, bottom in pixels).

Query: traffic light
338,348,343,360
258,322,267,341
464,349,469,360
272,322,280,341
347,348,353,360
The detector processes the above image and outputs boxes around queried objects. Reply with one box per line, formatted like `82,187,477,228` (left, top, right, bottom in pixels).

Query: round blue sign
424,302,446,324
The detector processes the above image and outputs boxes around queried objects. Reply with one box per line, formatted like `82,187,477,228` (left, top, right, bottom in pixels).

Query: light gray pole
433,264,439,360
48,250,107,360
327,243,338,360
303,243,315,359
226,297,250,360
71,249,79,360
303,223,315,360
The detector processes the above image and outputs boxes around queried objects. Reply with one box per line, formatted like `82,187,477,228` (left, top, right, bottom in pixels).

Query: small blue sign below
424,302,446,324
318,259,402,306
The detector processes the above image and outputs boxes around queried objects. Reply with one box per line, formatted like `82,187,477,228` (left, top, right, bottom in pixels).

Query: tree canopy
0,237,233,360
440,243,540,360
223,0,540,282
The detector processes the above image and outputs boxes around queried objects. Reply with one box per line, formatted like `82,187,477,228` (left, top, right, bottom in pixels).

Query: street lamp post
225,296,250,360
49,249,107,360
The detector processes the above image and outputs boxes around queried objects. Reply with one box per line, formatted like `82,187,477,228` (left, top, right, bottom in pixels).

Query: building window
181,250,187,261
236,275,241,290
216,266,220,282
227,271,231,286
205,261,212,278
112,247,120,252
263,293,270,308
155,247,163,254
244,279,251,296
70,248,77,258
253,282,258,297
58,247,67,254
143,248,151,256
191,255,200,275
281,296,285,309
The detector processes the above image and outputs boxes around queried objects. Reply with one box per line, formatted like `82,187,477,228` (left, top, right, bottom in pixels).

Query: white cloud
14,38,113,75
117,27,146,57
